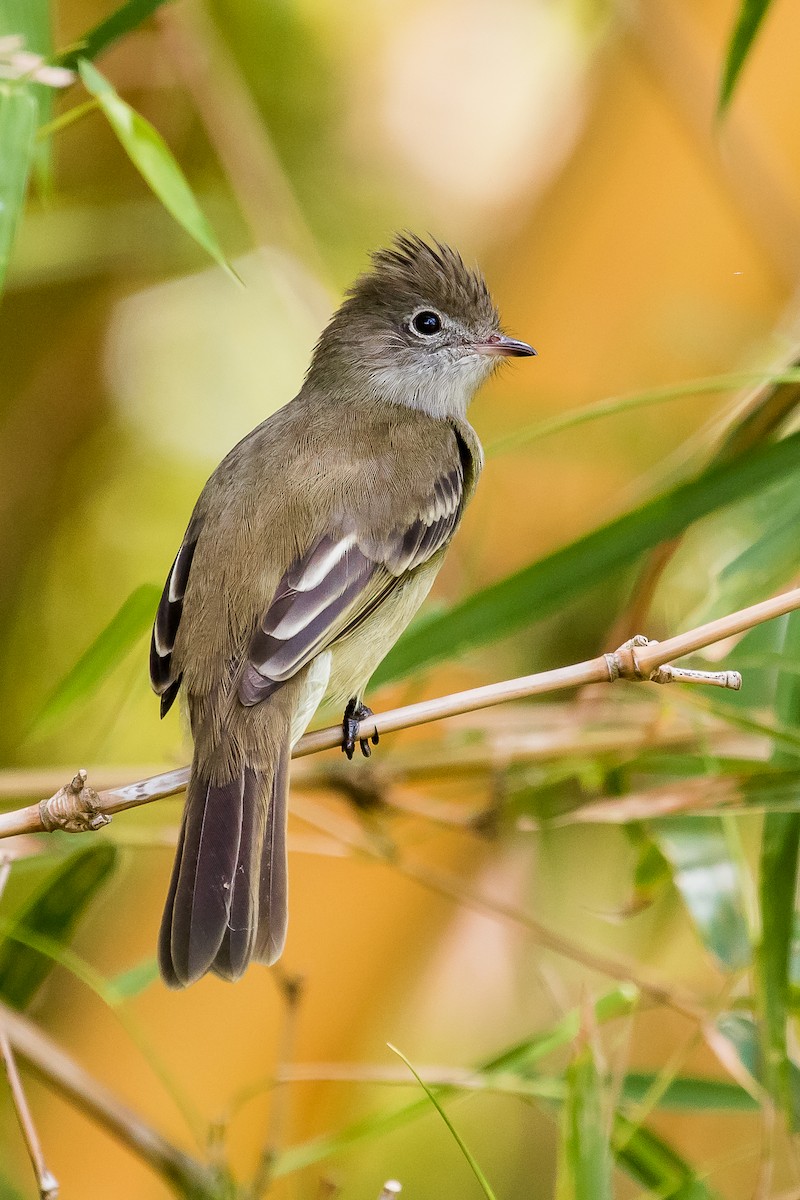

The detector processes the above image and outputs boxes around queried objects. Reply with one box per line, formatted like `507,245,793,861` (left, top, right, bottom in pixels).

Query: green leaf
612,1115,722,1199
719,0,774,113
107,956,159,1002
0,0,53,192
77,59,236,280
556,1035,612,1200
57,0,173,71
620,1072,757,1111
755,610,800,1127
375,430,800,685
0,84,37,295
31,583,161,738
0,844,118,1010
388,1043,498,1200
273,986,637,1177
650,817,751,970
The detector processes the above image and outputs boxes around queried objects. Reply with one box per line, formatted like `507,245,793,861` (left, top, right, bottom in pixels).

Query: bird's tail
158,737,291,988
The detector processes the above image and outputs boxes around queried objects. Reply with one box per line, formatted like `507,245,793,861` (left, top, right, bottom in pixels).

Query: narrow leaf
58,0,173,71
0,844,118,1010
756,610,800,1127
32,583,161,737
556,1034,612,1200
612,1114,722,1199
274,987,637,1177
77,59,236,279
651,817,751,970
0,0,53,191
107,956,159,1002
0,84,37,294
388,1043,498,1200
375,430,800,684
719,0,774,113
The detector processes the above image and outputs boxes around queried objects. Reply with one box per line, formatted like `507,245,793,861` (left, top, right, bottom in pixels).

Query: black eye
412,310,442,336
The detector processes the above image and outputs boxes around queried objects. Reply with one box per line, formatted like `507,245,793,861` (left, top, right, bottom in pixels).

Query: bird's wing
238,464,464,707
150,517,202,716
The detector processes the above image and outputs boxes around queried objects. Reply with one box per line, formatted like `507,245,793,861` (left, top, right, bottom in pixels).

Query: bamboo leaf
58,0,174,71
0,83,37,294
0,845,118,1010
651,817,751,970
375,430,800,684
719,0,774,113
388,1043,498,1200
0,0,53,191
31,583,161,737
556,1033,612,1200
107,956,159,1002
273,987,637,1177
612,1115,722,1199
756,610,800,1127
77,59,236,280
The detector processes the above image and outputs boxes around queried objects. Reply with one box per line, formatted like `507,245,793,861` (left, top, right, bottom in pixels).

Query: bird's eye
411,310,442,336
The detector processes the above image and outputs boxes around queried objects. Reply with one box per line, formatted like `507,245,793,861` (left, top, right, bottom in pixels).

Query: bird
150,234,535,987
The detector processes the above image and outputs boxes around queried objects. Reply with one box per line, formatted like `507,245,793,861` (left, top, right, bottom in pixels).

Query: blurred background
2,0,800,1196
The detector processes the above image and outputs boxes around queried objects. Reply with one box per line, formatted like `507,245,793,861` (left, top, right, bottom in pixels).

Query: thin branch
0,859,59,1200
1,585,799,841
0,1002,222,1200
0,1029,59,1200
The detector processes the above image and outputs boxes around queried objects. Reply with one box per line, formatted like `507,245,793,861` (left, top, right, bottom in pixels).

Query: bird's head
306,234,535,418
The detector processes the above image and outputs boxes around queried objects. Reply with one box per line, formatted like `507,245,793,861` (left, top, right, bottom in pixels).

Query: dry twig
1,584,798,841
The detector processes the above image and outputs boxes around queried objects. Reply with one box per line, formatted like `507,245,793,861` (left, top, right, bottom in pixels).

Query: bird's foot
342,698,380,760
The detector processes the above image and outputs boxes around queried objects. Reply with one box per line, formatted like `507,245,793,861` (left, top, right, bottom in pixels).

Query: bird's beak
475,334,537,357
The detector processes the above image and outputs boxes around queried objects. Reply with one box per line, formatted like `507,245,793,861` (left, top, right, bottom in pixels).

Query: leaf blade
31,583,161,738
375,430,800,684
719,0,774,113
77,59,236,280
0,84,37,295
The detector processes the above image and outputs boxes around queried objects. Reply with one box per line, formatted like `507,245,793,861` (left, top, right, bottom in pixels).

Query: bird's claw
342,699,379,760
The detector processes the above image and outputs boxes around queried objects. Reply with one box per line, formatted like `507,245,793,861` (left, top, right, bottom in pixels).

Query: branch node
609,635,653,681
39,771,111,834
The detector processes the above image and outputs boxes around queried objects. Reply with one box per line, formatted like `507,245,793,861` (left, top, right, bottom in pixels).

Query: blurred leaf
77,60,236,280
32,583,160,738
107,956,159,1002
650,817,751,970
0,83,37,296
389,1043,498,1200
274,986,637,1177
487,370,800,458
613,1114,722,1199
556,1033,612,1200
756,610,800,1127
376,430,800,684
0,844,117,1010
697,482,800,624
0,0,53,191
719,0,774,113
58,0,173,71
620,1072,757,1111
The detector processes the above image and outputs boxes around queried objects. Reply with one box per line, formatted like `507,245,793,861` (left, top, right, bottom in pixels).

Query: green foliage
556,1033,612,1200
30,583,161,739
0,85,37,295
719,0,776,112
376,429,800,683
389,1044,498,1200
0,844,117,1010
57,0,174,71
77,60,236,280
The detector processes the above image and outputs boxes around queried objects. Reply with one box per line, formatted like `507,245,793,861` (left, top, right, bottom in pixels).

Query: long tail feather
159,736,292,987
254,745,290,966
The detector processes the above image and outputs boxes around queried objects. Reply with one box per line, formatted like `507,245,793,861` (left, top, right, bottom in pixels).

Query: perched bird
150,235,534,987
